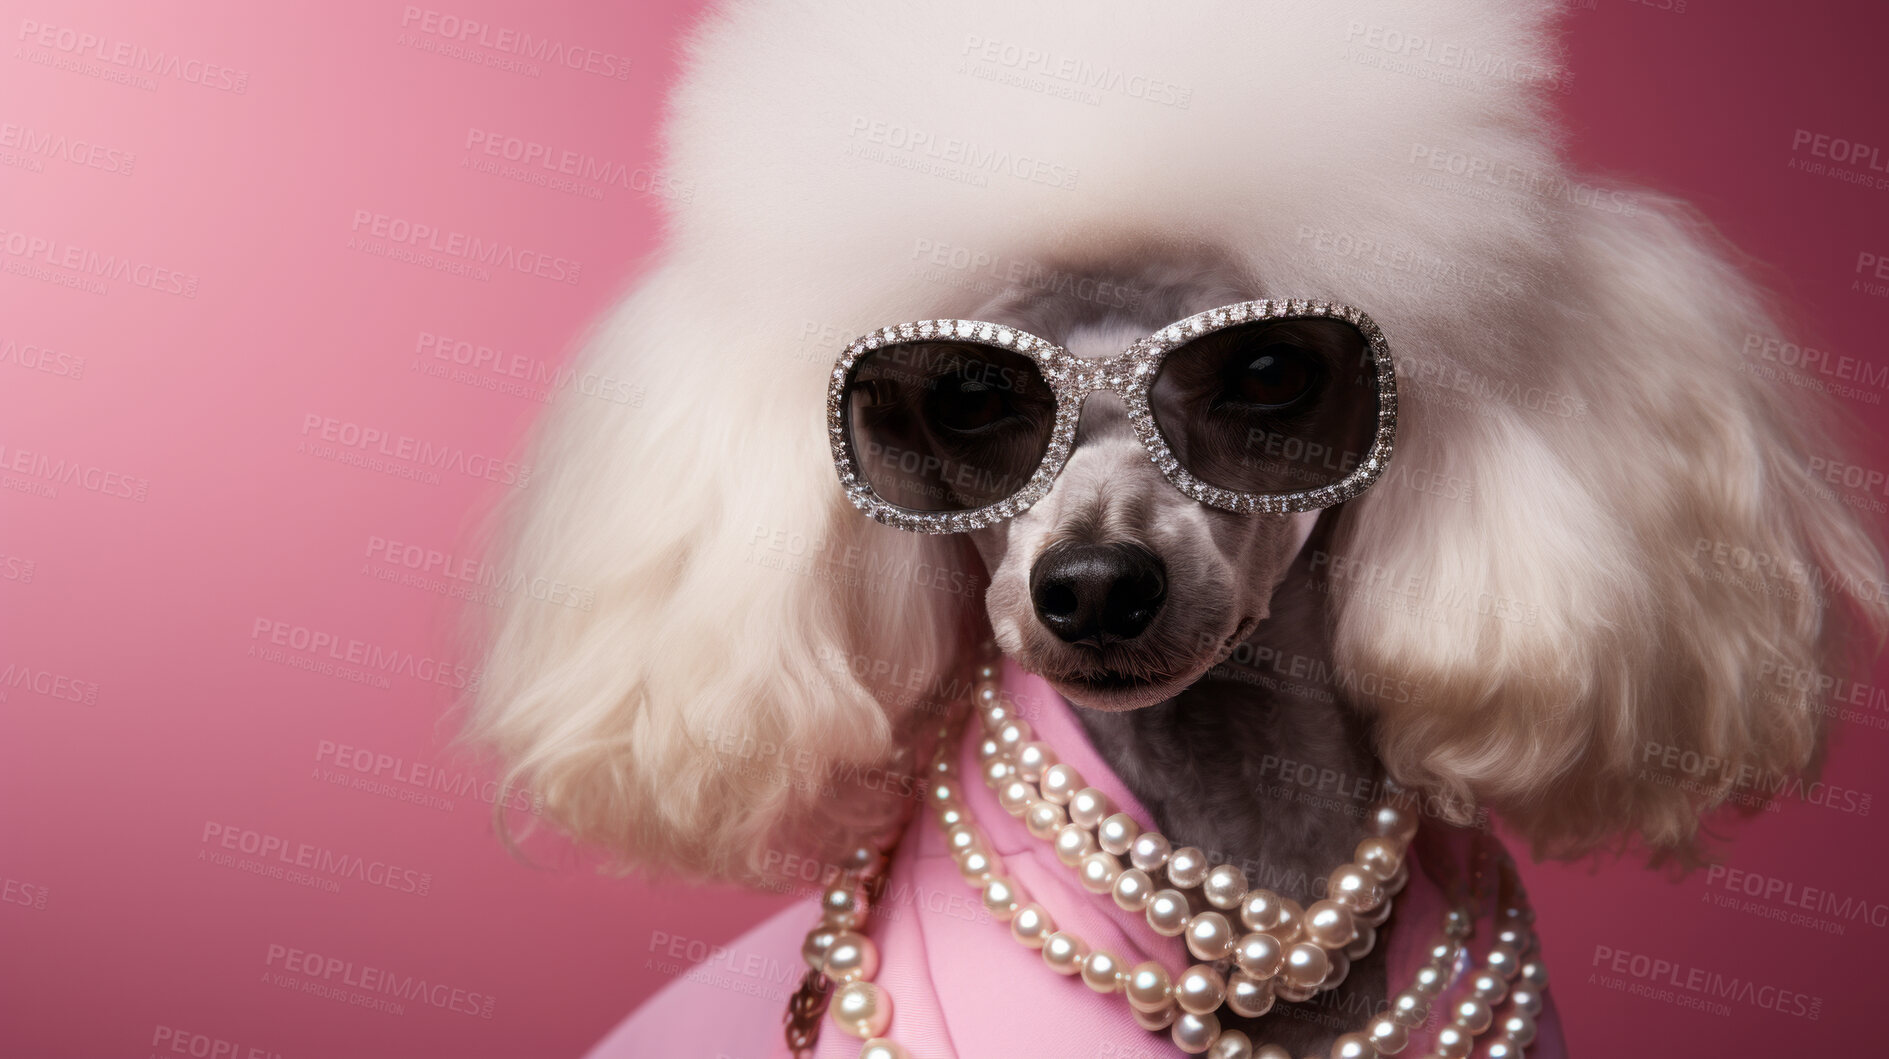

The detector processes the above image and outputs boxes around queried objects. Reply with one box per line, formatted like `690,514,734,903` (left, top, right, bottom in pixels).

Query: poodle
466,1,1886,1056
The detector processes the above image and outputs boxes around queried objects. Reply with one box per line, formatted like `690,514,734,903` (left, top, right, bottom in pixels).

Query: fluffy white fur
467,0,1886,880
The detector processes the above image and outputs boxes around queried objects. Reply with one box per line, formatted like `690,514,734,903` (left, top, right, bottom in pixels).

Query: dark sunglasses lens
843,340,1057,513
1149,318,1379,496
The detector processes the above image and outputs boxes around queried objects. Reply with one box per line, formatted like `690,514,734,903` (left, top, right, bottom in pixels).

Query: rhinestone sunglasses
827,299,1398,533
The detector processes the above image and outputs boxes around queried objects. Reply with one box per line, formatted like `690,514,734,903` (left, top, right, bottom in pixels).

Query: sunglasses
827,299,1398,533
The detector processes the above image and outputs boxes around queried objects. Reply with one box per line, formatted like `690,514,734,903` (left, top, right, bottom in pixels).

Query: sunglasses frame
827,298,1398,534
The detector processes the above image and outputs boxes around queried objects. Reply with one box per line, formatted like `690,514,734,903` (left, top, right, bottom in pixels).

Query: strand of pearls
959,649,1413,1015
784,648,1552,1059
794,842,914,1059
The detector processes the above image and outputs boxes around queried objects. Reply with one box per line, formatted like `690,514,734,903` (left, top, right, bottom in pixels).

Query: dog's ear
1329,196,1887,863
465,263,977,882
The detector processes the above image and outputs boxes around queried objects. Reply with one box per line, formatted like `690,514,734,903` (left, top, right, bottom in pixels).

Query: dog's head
466,0,1886,882
956,259,1327,712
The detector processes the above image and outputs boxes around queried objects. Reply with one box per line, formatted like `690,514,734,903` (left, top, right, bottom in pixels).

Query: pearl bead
945,824,982,855
1146,889,1191,936
1470,970,1507,1004
997,780,1033,815
830,980,892,1038
1367,1015,1409,1055
1520,959,1550,989
975,662,999,681
1485,1043,1519,1059
1055,823,1097,866
1412,964,1447,996
1253,1047,1292,1059
1432,1024,1472,1058
859,1038,910,1059
1509,986,1543,1016
981,877,1023,921
1354,836,1403,881
1346,924,1377,960
927,780,960,810
1367,802,1418,843
1132,1003,1178,1031
1069,787,1111,828
1112,867,1155,911
1502,1010,1538,1046
1305,900,1358,949
983,760,1013,787
1130,831,1172,872
802,927,838,971
975,737,1002,764
1014,741,1055,781
1359,894,1395,927
1452,997,1492,1034
1167,846,1210,889
1082,948,1126,993
957,849,996,884
1174,964,1227,1015
1234,931,1285,978
1484,941,1521,980
936,805,968,830
1270,898,1305,944
821,931,879,982
1042,931,1088,975
1330,1032,1378,1059
1186,911,1237,961
1208,1028,1254,1059
1010,903,1054,948
1322,950,1351,989
1442,907,1471,939
1328,864,1381,911
1025,800,1067,839
995,718,1032,749
1282,942,1330,989
1079,851,1123,893
1390,990,1428,1027
1226,971,1275,1017
1203,864,1248,909
1125,961,1173,1012
1040,763,1082,804
1171,1011,1221,1055
1239,889,1286,932
1098,812,1139,854
843,845,883,872
822,887,867,930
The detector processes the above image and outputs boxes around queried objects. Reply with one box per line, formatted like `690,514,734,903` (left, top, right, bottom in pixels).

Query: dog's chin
1027,616,1259,713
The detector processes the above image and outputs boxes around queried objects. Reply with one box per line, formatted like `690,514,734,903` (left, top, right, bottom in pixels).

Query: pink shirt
595,659,1566,1058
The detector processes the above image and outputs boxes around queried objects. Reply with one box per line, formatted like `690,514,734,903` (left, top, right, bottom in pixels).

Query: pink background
2,2,1886,1056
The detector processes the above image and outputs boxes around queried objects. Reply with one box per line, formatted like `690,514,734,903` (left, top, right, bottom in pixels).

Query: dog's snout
1030,542,1167,646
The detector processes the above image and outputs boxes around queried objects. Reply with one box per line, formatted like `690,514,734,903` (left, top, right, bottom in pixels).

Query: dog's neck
1070,519,1392,1048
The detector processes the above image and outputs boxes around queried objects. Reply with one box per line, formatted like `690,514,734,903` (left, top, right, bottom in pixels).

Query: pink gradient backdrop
1,2,1884,1056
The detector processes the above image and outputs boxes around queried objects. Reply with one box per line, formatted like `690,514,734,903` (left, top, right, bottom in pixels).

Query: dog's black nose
1030,542,1167,645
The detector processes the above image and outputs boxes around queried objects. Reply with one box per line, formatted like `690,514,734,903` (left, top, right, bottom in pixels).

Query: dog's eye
1219,343,1320,410
928,376,1010,431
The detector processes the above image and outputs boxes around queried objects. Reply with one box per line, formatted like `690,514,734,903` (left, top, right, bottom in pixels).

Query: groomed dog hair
466,0,1886,881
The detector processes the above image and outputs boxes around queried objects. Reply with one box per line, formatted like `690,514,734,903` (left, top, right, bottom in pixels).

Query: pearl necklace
789,648,1549,1059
